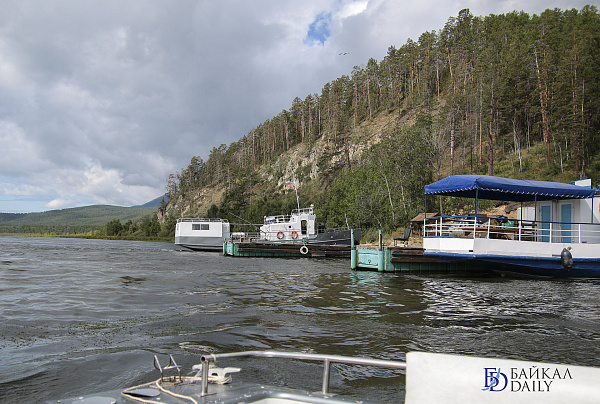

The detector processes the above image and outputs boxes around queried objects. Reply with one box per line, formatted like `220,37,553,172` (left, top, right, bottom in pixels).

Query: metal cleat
192,364,241,384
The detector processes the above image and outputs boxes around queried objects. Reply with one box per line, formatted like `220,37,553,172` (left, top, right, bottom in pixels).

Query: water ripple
0,237,599,403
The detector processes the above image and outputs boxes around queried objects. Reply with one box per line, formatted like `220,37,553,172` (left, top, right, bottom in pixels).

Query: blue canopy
424,175,596,202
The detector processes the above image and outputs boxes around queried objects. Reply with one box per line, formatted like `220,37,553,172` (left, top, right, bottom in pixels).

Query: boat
422,175,600,278
49,350,600,403
175,218,230,251
258,204,360,246
175,205,360,251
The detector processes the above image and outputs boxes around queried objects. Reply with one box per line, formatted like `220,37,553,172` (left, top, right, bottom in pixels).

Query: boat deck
224,241,352,258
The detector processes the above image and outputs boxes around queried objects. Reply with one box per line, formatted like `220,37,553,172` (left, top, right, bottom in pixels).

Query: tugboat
259,204,360,246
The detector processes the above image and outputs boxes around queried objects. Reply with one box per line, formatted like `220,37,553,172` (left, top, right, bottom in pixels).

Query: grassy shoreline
0,233,174,243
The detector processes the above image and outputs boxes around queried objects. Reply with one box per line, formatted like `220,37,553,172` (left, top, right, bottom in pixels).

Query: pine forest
160,7,600,238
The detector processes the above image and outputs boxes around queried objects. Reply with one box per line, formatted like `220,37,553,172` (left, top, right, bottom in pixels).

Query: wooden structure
409,212,439,237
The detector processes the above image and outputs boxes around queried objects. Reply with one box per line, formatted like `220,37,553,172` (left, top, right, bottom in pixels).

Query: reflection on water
0,236,598,402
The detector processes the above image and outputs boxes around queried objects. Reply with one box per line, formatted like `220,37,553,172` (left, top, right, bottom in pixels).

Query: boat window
192,224,210,231
301,220,307,235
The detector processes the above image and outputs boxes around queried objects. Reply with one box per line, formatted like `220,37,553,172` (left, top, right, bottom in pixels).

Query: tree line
101,214,176,238
162,7,600,232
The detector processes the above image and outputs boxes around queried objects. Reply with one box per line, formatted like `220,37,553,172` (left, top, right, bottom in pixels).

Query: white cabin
175,218,230,251
518,179,600,244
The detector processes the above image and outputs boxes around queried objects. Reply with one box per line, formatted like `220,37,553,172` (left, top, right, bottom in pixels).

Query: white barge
423,175,600,278
175,218,230,251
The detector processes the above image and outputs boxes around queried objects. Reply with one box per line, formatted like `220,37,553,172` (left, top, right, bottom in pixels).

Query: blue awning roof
424,175,596,202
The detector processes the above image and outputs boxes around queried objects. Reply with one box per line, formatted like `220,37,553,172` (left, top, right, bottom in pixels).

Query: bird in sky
339,52,349,55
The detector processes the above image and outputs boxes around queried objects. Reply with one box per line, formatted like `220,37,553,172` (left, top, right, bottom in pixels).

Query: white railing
264,214,293,224
424,215,600,244
198,350,406,396
229,232,260,241
264,207,314,224
177,218,228,223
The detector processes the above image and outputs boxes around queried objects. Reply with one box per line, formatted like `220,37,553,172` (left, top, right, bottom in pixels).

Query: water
1,236,599,403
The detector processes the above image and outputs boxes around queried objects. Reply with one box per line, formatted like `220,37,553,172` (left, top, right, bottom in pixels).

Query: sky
0,0,597,213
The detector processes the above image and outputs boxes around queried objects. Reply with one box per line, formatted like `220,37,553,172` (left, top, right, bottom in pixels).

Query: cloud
49,160,162,207
339,0,369,19
45,198,73,209
0,0,595,213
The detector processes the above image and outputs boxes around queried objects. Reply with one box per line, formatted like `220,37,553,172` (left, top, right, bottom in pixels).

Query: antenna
293,175,300,211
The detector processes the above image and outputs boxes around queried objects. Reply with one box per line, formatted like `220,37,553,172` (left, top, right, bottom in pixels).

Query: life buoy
276,231,285,239
291,231,298,239
300,245,309,255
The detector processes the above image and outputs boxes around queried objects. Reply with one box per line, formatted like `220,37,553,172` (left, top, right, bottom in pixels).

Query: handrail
177,218,228,223
423,215,600,244
199,350,406,396
264,207,315,224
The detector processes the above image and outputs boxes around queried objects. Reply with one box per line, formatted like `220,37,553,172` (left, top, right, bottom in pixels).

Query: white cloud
0,0,596,212
45,198,74,209
0,181,45,197
338,1,369,19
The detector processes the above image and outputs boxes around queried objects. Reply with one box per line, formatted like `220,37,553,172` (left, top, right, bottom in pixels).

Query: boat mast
293,175,300,211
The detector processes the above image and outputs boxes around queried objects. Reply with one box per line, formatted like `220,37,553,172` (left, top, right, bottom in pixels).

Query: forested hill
161,7,600,233
0,205,155,234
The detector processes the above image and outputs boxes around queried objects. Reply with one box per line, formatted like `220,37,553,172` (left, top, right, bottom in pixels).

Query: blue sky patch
304,12,332,45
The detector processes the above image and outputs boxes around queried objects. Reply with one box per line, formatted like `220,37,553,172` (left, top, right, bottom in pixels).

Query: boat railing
264,208,315,224
424,215,600,244
177,218,228,223
291,206,315,215
257,227,348,240
229,232,260,242
198,350,406,396
263,214,295,224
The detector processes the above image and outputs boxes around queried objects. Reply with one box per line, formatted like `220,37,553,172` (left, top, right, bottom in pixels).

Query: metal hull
424,251,600,278
175,236,225,251
309,228,360,246
424,236,600,278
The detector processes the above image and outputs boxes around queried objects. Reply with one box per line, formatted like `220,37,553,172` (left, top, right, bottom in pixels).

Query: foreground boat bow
51,350,600,403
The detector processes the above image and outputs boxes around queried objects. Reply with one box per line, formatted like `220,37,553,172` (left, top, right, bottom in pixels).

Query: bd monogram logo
482,368,508,391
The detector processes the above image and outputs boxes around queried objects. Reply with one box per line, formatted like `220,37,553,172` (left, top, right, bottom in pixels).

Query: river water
0,236,599,403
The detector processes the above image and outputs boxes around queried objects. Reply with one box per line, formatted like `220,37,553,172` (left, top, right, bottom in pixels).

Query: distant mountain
134,195,168,208
0,205,156,228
